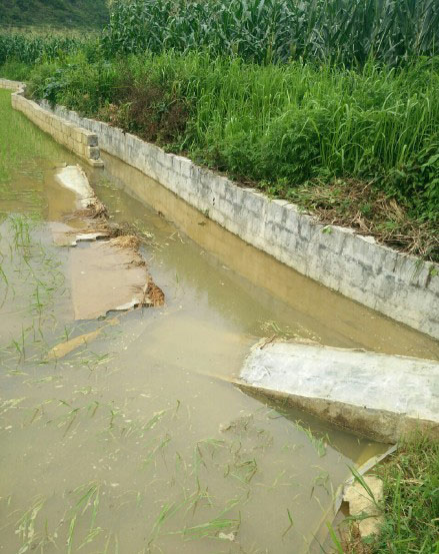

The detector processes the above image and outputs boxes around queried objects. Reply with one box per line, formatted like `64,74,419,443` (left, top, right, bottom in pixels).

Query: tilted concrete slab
55,165,96,208
239,341,439,443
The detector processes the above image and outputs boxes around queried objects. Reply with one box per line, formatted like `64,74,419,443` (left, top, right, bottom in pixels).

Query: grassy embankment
1,0,438,260
341,434,439,554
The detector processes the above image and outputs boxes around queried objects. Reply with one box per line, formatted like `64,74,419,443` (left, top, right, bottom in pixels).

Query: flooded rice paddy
1,90,438,554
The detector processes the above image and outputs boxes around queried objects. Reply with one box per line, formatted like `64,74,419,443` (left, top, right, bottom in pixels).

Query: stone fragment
343,476,384,538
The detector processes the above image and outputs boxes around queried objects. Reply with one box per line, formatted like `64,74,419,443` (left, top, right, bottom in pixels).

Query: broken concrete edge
2,78,438,339
310,444,397,550
70,232,110,246
0,79,104,168
238,339,439,444
235,381,438,444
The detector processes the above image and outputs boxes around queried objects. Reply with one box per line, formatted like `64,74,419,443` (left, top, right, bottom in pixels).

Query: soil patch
281,178,438,261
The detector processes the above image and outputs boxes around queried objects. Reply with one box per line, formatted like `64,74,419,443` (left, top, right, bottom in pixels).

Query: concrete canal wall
0,78,23,92
2,78,438,340
0,80,103,167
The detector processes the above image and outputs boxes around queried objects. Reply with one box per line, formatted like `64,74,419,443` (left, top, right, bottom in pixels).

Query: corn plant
102,0,439,66
0,32,89,66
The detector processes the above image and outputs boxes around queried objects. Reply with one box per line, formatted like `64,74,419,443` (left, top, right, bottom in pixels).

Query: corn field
2,0,438,67
0,33,85,66
102,0,439,66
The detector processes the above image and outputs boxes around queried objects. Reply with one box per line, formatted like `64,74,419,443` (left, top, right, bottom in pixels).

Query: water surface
1,89,437,554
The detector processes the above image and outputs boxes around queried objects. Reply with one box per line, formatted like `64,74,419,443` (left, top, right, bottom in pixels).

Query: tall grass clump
28,52,439,245
102,0,439,66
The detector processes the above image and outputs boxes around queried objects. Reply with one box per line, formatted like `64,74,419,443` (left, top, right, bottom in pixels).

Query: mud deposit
1,89,438,553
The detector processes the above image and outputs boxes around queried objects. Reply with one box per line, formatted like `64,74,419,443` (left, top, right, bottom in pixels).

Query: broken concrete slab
55,164,107,219
52,164,164,320
55,165,95,208
239,341,439,442
70,240,149,320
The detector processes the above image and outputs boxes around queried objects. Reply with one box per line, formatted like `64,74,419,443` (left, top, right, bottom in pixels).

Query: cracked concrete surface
239,340,439,442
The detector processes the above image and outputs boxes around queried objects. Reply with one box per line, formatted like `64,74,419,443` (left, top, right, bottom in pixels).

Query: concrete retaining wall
0,79,103,167
0,78,24,92
3,78,438,338
41,101,439,340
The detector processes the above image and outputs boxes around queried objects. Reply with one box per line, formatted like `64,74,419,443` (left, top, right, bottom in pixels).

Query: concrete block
240,340,439,442
87,146,100,160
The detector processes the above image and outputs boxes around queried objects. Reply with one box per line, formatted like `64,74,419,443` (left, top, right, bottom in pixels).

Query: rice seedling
282,508,294,538
0,397,25,417
301,425,328,458
177,498,242,541
14,496,45,554
148,498,189,544
231,458,258,485
61,482,103,553
310,470,331,498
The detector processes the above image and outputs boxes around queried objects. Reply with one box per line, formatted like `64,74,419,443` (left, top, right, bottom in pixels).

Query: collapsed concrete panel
239,340,439,442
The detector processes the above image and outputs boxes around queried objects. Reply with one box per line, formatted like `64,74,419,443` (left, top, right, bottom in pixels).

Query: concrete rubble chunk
239,340,439,442
343,476,384,538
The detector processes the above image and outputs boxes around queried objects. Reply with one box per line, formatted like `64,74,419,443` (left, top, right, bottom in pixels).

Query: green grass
0,2,438,258
342,434,439,553
0,0,108,29
376,435,439,553
24,51,439,259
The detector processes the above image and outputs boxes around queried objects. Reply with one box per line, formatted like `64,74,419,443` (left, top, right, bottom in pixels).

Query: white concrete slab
55,165,96,208
239,341,439,442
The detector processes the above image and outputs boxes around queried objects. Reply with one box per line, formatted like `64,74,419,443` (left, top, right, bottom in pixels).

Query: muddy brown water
1,90,438,554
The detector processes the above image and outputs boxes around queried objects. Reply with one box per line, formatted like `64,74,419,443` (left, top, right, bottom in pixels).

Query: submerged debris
110,234,141,250
54,164,165,319
142,277,165,308
47,318,119,360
